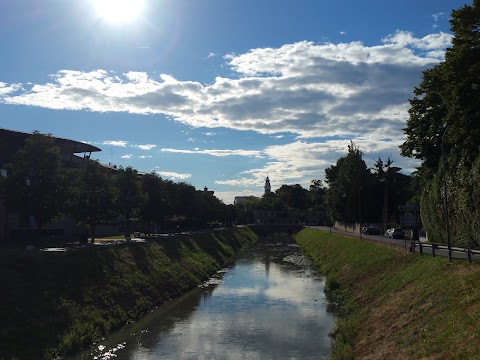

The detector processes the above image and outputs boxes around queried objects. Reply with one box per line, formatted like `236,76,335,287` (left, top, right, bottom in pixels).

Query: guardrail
411,242,480,263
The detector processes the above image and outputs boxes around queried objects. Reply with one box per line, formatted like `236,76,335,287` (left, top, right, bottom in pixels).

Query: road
308,226,480,262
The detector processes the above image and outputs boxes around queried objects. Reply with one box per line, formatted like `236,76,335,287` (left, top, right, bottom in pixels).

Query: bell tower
264,176,271,195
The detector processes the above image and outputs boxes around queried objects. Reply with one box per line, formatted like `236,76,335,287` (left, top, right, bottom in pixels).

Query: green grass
0,227,258,360
295,228,480,360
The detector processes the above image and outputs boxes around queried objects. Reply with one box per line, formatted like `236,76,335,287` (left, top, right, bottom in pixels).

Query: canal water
70,236,337,359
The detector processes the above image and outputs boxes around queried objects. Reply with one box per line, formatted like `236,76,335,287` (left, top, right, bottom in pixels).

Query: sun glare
94,0,145,24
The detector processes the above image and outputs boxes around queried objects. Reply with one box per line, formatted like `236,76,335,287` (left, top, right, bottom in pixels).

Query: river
69,236,337,359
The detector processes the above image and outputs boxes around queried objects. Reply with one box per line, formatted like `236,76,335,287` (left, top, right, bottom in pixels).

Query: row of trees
400,0,480,247
325,142,413,227
1,131,416,242
0,132,236,242
237,141,414,230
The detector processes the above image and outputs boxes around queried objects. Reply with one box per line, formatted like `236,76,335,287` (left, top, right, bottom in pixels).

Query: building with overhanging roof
0,128,103,244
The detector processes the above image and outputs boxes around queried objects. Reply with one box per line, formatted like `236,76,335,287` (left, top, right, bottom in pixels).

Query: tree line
0,132,236,242
237,141,415,231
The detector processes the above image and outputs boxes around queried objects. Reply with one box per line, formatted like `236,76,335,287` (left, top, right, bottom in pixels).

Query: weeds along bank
0,227,258,360
295,228,480,360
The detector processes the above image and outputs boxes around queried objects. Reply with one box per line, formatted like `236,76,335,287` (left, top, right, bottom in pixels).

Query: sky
0,0,470,204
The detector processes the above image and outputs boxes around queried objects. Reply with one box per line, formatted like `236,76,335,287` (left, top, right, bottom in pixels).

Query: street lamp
442,125,452,261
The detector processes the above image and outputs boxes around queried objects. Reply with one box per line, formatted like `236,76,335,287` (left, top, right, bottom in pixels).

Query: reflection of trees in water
73,284,219,359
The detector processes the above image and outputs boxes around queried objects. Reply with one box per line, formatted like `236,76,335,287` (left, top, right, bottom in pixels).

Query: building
203,186,214,195
0,128,102,243
264,176,271,195
234,196,257,206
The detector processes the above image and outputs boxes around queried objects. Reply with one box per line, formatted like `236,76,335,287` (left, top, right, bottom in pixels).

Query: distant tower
264,176,271,195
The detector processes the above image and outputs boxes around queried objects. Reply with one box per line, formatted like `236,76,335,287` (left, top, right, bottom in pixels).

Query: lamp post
442,125,452,261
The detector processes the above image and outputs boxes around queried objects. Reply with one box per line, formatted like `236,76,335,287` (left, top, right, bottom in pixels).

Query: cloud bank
0,32,451,141
0,31,453,193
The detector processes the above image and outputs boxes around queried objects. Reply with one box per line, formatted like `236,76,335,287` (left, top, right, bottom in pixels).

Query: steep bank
295,228,480,359
0,227,258,359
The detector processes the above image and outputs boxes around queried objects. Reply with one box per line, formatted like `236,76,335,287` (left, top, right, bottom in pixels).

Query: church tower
264,176,271,196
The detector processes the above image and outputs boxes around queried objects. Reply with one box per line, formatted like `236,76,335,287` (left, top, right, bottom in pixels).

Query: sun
94,0,145,24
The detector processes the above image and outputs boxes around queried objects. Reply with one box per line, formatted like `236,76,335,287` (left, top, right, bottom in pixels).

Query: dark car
363,227,381,235
386,228,405,239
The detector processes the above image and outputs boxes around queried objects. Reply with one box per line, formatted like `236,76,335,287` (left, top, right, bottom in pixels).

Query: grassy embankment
295,228,480,360
0,227,258,360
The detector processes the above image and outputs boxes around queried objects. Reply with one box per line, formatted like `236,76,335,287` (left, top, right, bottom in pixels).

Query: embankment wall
0,227,258,359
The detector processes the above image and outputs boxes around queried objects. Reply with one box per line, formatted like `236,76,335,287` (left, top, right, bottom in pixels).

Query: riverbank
0,227,258,359
295,228,480,359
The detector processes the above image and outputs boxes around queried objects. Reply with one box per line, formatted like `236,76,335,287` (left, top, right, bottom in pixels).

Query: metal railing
411,242,480,263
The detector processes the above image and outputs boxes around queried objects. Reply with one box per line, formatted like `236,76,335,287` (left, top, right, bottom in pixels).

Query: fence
411,242,480,263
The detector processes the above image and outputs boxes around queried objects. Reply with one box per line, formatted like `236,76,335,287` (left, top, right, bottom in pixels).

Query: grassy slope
0,227,258,360
295,228,480,360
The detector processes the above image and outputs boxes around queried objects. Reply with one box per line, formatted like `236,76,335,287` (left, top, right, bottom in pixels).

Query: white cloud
103,140,128,147
121,154,133,159
138,155,152,159
156,171,191,180
135,144,157,150
0,31,451,141
382,30,452,51
161,148,263,158
0,82,22,95
432,12,445,28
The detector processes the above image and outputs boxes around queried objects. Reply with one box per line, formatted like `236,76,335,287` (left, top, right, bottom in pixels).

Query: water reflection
70,236,336,360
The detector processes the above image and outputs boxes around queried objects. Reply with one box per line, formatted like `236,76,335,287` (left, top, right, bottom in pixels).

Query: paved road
308,226,480,262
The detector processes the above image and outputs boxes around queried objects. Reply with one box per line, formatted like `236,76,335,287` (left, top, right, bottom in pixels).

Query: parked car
385,228,405,239
363,227,381,235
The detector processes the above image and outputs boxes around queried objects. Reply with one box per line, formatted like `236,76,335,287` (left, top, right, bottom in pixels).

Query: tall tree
140,172,169,234
325,141,370,223
400,1,480,246
67,160,116,243
114,167,145,240
275,184,309,210
401,0,480,169
309,179,327,210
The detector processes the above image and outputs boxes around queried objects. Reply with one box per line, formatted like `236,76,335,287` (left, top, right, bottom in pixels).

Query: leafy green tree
114,167,145,239
67,160,116,243
275,184,309,210
400,1,480,245
372,157,412,228
2,131,65,233
308,179,326,210
325,141,370,223
140,172,169,234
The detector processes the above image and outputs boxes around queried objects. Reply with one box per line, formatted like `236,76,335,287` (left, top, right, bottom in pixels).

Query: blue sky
0,0,469,203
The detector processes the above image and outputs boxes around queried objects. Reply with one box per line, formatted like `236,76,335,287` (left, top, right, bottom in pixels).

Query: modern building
0,128,102,243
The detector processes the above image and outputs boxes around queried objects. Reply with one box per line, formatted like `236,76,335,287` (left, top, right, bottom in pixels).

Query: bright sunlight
94,0,145,24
